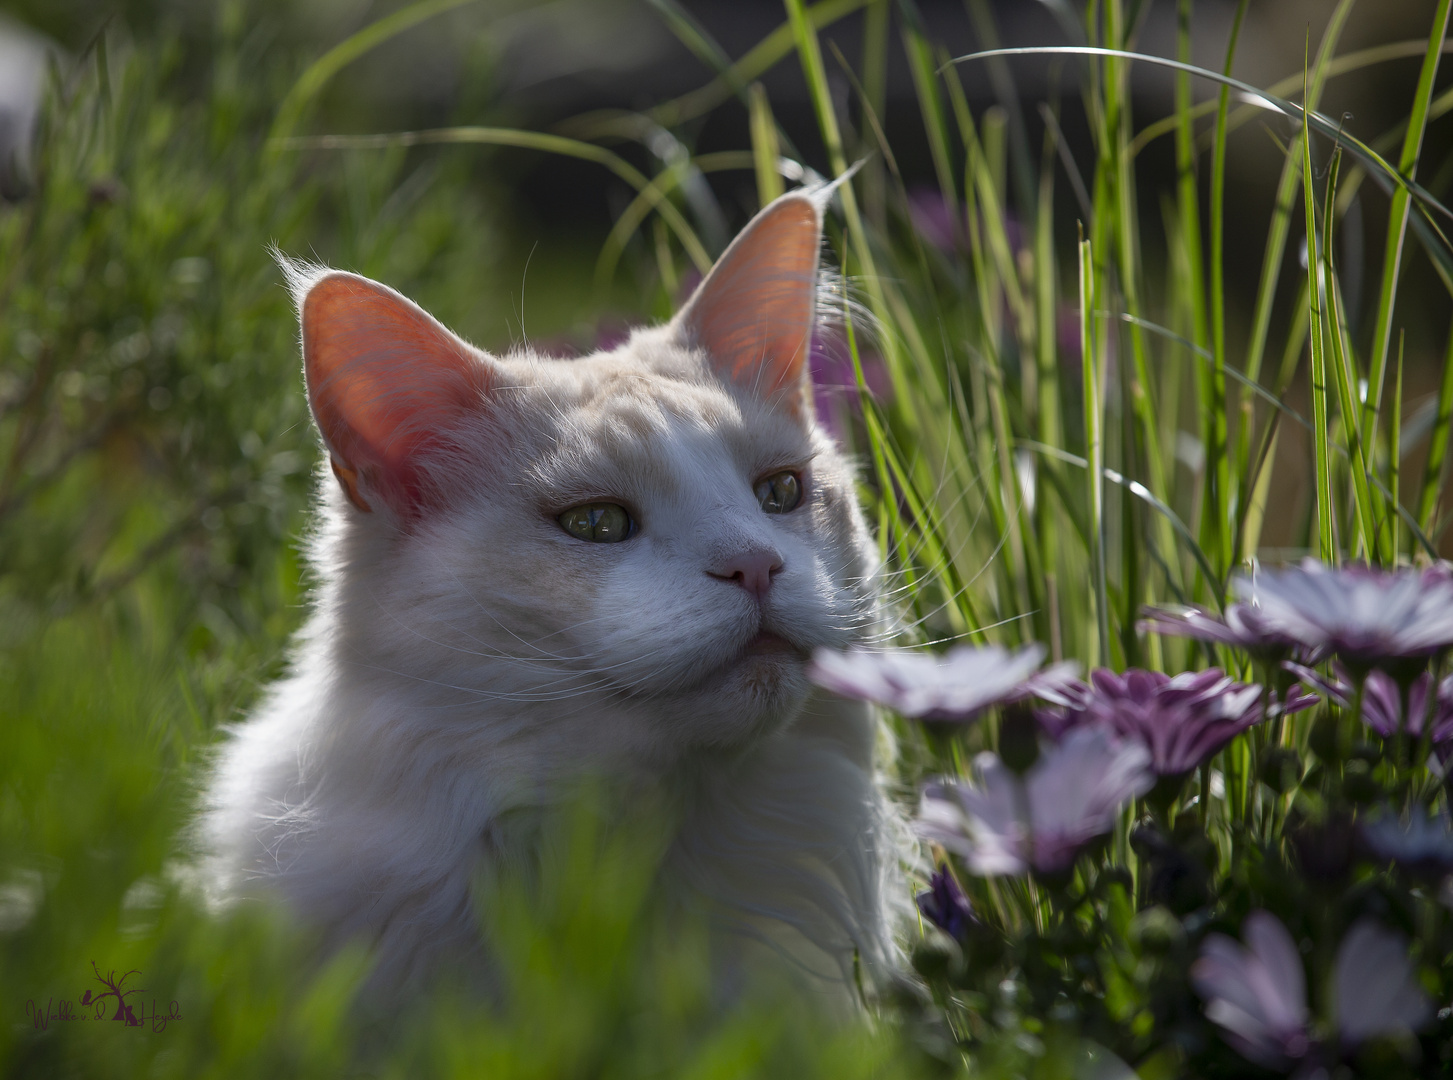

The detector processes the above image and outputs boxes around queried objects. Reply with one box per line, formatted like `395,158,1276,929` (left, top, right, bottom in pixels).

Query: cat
200,188,908,1006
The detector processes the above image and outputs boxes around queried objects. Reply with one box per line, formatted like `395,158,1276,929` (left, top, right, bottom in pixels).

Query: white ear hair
270,246,333,312
793,157,864,215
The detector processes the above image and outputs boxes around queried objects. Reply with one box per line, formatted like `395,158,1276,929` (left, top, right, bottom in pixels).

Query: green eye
754,471,802,514
558,503,634,543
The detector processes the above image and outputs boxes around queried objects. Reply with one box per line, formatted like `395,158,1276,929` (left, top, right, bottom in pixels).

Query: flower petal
1334,919,1432,1046
1242,911,1308,1034
809,643,1071,721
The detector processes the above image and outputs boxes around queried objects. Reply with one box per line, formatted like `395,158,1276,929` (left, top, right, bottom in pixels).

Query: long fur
204,199,912,1006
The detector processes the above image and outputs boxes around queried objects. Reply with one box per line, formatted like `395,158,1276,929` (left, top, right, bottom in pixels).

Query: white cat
201,189,907,1005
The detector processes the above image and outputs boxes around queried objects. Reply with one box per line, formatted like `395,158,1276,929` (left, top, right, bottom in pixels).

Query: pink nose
708,550,783,600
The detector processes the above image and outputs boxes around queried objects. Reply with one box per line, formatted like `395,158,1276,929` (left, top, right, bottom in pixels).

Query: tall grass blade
594,151,756,290
650,0,871,127
942,44,1453,245
1418,318,1453,538
1235,0,1355,489
1129,38,1450,157
965,0,1036,216
1240,418,1282,563
1390,333,1404,560
859,0,890,226
1110,314,1303,424
646,0,738,79
785,0,847,179
277,128,714,273
1302,59,1336,565
1362,0,1453,464
1205,0,1249,572
1172,0,1208,360
749,86,785,207
782,0,882,304
1033,130,1063,614
1021,441,1220,607
1090,0,1185,606
901,11,959,222
1034,133,1063,453
1321,164,1380,561
1081,231,1109,663
943,64,1033,350
270,0,484,144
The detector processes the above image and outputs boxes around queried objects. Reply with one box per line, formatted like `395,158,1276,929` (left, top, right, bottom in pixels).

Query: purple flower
1191,911,1311,1069
1287,662,1453,754
809,643,1080,723
1360,805,1453,880
916,864,976,940
1366,670,1453,748
1333,919,1433,1047
1139,602,1300,658
917,727,1153,876
906,187,1024,256
1034,668,1294,778
1193,911,1432,1069
906,186,959,252
1231,560,1453,667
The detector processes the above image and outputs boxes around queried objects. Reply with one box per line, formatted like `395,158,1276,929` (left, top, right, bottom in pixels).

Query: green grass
4,0,1453,1075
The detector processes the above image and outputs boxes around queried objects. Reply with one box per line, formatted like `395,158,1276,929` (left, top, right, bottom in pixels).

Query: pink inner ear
681,197,821,413
302,274,489,518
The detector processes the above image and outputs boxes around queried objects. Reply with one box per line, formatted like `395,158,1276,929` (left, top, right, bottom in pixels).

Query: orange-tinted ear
674,194,822,418
298,271,490,519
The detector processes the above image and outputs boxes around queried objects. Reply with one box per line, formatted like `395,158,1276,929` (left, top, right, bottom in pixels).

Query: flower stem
1344,672,1366,780
1413,655,1445,783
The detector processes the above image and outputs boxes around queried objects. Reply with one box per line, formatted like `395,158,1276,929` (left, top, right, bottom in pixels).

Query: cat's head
285,192,876,757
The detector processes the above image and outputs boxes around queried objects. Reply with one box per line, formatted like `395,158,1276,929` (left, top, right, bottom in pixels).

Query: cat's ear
291,266,491,519
673,193,821,419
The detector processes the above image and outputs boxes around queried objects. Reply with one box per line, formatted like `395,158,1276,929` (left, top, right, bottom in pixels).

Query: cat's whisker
359,591,579,669
354,659,624,706
857,463,1007,628
430,559,591,663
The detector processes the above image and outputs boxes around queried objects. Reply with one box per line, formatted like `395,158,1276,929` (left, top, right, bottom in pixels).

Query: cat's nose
708,549,783,600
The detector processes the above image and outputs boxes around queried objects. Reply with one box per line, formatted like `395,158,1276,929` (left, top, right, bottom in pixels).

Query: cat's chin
659,637,813,751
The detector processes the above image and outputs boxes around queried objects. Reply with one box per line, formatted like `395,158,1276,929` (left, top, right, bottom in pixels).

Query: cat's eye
754,471,802,514
558,503,634,543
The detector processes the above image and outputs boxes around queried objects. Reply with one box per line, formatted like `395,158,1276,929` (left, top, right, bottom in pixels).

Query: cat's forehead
500,343,812,464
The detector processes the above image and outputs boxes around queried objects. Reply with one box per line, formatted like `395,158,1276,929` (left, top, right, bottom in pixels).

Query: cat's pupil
754,471,801,514
558,503,633,543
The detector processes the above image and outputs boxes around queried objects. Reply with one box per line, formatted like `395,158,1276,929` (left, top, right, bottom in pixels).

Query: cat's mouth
674,624,812,692
740,630,807,659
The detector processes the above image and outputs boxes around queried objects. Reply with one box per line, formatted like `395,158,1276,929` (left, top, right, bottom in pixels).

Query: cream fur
202,196,910,1005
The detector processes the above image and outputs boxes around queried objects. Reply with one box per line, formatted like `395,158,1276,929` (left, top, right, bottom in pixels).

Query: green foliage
0,618,943,1078
5,0,1453,1075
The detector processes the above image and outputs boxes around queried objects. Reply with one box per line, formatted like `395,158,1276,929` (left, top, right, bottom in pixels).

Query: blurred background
5,1,1449,345
7,3,1447,314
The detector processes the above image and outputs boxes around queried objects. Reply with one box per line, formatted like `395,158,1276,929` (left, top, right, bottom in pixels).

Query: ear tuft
295,268,490,520
674,194,822,418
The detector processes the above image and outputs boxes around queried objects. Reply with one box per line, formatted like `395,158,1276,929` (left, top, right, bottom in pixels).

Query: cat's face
291,194,874,757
